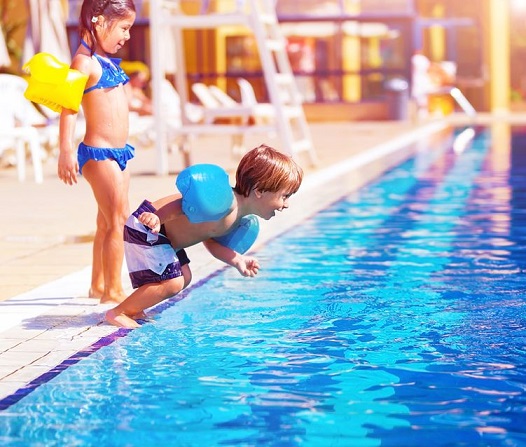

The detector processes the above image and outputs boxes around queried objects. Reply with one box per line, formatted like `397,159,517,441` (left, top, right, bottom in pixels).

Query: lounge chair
0,74,50,182
191,82,254,153
237,77,276,124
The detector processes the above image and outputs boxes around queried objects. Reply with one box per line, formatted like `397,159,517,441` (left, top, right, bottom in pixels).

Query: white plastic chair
129,78,205,149
208,85,239,108
237,77,276,124
191,82,253,124
161,79,204,125
0,74,48,183
191,82,254,154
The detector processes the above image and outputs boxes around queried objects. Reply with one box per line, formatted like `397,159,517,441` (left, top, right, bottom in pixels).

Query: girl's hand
138,212,161,233
57,151,79,185
235,255,260,277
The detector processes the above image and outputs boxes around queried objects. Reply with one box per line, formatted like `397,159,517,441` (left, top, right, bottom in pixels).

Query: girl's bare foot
100,291,128,304
88,287,103,299
90,284,127,304
105,309,140,329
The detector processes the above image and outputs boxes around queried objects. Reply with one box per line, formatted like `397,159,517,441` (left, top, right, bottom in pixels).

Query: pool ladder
149,0,318,172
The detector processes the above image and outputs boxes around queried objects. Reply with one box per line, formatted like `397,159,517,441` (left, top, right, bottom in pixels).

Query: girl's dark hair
79,0,136,54
234,144,303,198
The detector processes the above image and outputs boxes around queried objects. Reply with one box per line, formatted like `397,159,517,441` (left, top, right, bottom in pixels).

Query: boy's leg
105,275,186,328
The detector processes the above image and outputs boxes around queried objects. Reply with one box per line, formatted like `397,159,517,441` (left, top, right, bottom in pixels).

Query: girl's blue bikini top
81,40,129,93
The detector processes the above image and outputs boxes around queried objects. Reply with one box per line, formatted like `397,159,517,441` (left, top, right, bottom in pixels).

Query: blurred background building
1,0,524,120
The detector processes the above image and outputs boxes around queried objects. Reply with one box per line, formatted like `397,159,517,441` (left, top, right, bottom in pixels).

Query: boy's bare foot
131,311,148,320
105,309,141,329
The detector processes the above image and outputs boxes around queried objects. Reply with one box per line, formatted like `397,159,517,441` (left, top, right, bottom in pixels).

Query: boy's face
254,188,294,220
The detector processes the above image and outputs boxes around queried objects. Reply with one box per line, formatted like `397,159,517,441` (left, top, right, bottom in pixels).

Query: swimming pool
1,124,526,446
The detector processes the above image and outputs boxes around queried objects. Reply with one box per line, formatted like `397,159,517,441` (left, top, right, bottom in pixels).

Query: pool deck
0,113,519,403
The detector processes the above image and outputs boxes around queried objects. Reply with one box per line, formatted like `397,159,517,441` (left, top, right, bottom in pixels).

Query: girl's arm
58,109,79,185
57,53,91,185
203,239,260,277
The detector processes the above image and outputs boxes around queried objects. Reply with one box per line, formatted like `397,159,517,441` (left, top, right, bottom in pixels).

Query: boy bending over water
105,145,303,328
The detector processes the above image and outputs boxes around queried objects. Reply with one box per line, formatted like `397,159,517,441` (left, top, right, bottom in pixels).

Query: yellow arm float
22,52,88,113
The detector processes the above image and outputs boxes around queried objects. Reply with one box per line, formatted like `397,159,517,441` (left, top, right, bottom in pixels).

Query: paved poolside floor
0,117,475,402
0,119,433,302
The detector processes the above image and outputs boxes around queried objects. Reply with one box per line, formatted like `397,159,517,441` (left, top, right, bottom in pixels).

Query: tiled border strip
0,268,227,411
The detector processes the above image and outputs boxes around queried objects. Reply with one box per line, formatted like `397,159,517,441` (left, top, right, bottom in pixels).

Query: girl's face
98,12,136,54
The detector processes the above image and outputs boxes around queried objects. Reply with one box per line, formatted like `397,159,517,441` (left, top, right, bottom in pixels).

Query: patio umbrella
23,0,71,65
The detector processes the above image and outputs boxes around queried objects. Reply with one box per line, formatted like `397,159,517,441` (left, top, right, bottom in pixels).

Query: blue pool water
1,125,526,446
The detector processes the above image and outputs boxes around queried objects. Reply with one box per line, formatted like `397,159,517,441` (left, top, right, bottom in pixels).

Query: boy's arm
203,239,260,277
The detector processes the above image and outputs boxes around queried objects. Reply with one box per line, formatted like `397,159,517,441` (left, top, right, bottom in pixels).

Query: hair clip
91,16,98,23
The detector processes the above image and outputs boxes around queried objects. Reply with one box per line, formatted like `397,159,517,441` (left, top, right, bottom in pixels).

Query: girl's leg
88,210,107,298
106,275,186,328
82,159,130,303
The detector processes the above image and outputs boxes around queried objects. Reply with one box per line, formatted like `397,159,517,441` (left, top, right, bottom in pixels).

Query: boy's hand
235,255,260,277
138,212,161,233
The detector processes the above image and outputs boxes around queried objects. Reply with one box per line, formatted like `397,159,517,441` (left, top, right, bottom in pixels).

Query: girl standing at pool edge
59,0,136,303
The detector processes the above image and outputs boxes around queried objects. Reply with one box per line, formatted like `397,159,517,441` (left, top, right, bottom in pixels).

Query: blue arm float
22,52,88,113
213,215,260,254
176,164,234,223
